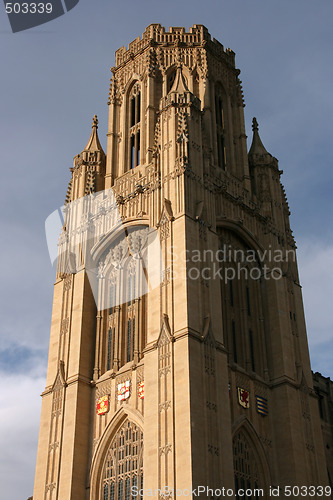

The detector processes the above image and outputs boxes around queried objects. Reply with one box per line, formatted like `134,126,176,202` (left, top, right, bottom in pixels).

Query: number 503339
5,3,53,14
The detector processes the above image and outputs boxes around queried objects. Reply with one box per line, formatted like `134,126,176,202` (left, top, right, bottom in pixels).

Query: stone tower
33,24,329,500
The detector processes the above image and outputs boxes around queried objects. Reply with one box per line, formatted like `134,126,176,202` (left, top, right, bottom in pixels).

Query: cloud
0,372,44,500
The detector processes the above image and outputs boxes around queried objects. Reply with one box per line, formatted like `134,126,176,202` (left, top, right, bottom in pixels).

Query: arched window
128,83,141,170
100,226,149,373
101,420,143,500
104,258,139,369
218,228,267,376
233,430,262,499
215,84,226,170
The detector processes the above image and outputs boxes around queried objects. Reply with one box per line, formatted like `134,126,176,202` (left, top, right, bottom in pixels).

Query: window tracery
233,430,261,500
101,420,143,500
218,229,266,376
100,228,148,373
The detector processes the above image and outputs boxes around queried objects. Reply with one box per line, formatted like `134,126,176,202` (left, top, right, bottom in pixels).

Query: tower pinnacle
83,114,105,153
248,116,271,157
170,65,189,94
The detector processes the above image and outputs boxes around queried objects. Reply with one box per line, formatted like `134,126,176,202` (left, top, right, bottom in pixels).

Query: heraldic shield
237,387,250,408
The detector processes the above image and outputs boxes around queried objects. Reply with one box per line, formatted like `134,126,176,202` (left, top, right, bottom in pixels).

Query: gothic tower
33,25,329,499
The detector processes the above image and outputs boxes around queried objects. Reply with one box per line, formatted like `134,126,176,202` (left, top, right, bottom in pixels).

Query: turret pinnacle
83,114,105,154
248,117,271,158
170,65,189,94
68,115,106,203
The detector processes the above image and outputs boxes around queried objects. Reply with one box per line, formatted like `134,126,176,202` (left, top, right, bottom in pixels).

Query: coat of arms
96,395,109,415
138,381,144,399
256,395,268,416
117,380,130,401
237,387,250,408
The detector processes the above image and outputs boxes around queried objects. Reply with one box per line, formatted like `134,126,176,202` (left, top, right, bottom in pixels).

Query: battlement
114,24,235,68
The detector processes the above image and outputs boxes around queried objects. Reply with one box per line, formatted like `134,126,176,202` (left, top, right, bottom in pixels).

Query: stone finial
92,115,98,128
248,116,270,157
252,117,259,131
81,114,105,156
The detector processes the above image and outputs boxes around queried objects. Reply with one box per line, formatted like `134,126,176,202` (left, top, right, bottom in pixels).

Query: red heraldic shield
138,381,144,399
97,395,109,415
237,387,250,408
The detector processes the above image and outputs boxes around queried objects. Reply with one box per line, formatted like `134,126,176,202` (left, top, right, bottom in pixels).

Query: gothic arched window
215,84,226,170
218,229,267,376
128,82,141,170
233,430,262,499
101,420,143,500
100,226,149,373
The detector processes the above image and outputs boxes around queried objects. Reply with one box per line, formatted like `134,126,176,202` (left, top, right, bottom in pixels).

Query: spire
170,65,189,94
83,114,105,153
248,117,270,157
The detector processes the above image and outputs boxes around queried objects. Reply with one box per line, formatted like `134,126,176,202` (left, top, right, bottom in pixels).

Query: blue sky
0,1,332,498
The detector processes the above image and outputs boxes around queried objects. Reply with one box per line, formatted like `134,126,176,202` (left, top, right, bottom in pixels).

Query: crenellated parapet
109,24,240,106
114,24,235,68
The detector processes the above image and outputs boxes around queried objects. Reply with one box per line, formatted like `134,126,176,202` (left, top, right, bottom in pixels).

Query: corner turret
65,115,106,203
248,117,282,220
